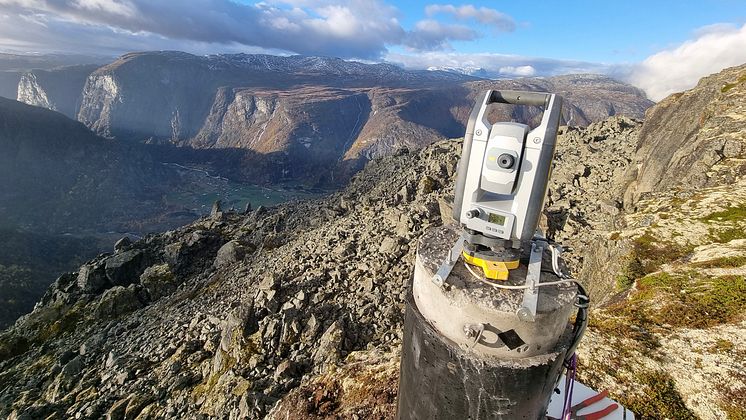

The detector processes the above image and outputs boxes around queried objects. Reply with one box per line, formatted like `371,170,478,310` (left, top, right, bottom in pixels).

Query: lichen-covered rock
94,285,143,318
139,264,176,301
214,240,244,268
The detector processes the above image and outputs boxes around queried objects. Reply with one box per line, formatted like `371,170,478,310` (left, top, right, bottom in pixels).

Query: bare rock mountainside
17,51,652,185
624,63,746,204
1,63,744,420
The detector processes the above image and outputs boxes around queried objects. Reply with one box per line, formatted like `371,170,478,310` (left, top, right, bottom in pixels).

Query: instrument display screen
488,213,506,225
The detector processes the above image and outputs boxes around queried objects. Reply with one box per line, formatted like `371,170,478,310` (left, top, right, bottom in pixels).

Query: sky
0,0,745,100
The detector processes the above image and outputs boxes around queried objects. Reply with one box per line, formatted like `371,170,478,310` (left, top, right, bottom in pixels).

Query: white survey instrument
454,90,563,246
433,90,563,291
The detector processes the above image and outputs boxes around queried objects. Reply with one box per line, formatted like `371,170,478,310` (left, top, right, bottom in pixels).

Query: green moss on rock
610,271,746,329
621,370,697,420
692,256,746,269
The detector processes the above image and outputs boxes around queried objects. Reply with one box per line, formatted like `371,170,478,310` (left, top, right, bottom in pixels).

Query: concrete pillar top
413,225,577,358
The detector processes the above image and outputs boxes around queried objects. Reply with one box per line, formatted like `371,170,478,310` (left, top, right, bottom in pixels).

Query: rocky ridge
0,114,649,419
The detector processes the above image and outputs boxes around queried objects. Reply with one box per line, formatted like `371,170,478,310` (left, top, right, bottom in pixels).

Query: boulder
214,240,244,268
379,237,400,254
437,197,454,223
313,320,344,370
105,250,145,287
95,286,143,319
139,264,176,301
77,262,109,293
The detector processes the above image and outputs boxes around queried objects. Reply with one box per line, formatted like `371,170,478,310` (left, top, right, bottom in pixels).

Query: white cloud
403,19,477,51
425,4,515,32
499,65,535,77
72,0,137,18
629,23,746,101
0,0,494,59
0,0,412,58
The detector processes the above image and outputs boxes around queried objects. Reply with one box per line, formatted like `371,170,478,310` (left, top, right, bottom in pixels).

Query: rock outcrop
624,63,746,206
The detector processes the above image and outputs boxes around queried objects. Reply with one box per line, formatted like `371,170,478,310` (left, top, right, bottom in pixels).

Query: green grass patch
710,227,746,244
615,231,695,290
613,272,746,329
703,204,746,223
710,339,735,353
721,74,746,93
692,256,746,269
588,314,661,352
622,370,697,420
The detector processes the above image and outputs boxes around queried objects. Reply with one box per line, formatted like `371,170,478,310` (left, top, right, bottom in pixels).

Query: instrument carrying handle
487,90,551,107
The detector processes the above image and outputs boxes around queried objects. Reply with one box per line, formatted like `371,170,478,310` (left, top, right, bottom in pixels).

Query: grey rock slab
105,250,145,287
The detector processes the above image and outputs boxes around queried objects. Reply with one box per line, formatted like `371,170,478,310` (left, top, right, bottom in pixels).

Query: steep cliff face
193,88,367,156
16,65,99,119
78,53,221,139
76,51,474,143
624,63,746,206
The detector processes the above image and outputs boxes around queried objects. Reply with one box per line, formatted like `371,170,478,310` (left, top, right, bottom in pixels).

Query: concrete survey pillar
397,225,578,420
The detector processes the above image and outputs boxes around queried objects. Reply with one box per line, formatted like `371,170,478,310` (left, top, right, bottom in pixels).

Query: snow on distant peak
427,65,488,77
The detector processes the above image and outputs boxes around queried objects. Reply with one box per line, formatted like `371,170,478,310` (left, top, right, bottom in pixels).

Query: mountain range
8,51,653,185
